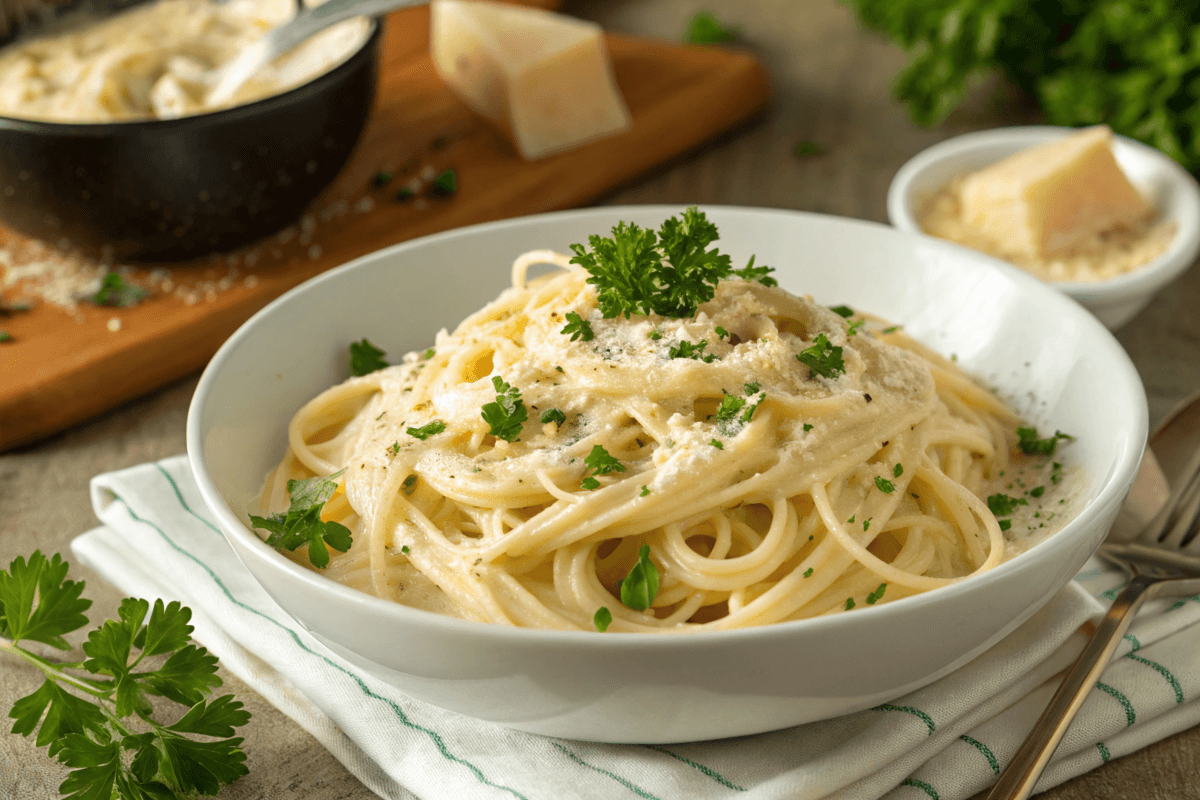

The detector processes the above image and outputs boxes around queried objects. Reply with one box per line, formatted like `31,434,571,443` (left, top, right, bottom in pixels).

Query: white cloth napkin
70,455,1200,800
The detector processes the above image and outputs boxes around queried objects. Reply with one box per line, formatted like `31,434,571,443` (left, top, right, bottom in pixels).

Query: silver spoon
206,0,430,108
987,390,1200,800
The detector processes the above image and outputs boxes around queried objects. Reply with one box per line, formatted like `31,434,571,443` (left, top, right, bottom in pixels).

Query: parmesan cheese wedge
959,126,1155,258
430,0,632,160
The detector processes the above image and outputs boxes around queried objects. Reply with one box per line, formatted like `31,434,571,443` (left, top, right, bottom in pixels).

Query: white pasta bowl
188,206,1146,743
887,126,1200,330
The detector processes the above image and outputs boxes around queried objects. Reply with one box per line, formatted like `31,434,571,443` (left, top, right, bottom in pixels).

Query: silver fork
988,397,1200,800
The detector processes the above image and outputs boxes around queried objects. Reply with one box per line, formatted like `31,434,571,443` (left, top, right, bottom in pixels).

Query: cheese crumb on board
430,0,631,160
959,125,1154,259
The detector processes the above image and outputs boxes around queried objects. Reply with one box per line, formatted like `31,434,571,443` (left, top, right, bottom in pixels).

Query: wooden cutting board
0,3,769,451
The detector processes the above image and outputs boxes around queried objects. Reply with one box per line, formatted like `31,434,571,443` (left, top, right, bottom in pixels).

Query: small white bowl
887,126,1200,330
188,206,1146,743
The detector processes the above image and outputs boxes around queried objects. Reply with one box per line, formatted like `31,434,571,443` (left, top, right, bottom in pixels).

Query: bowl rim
0,16,380,132
187,203,1148,648
886,124,1200,299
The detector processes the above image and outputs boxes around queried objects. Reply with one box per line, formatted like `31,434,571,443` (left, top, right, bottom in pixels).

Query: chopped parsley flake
844,597,856,611
395,187,414,202
796,333,845,378
389,441,400,455
581,477,601,490
402,475,417,495
848,515,856,523
91,271,146,307
732,254,777,286
540,408,567,426
593,607,613,632
988,493,1028,516
830,305,854,318
561,311,595,341
847,319,865,336
0,330,9,343
715,394,747,423
423,347,436,360
744,382,760,394
350,338,388,376
407,420,446,440
640,485,650,497
1017,426,1074,456
1030,485,1046,498
371,171,392,188
999,519,1012,532
883,325,901,334
894,463,903,478
585,444,626,476
803,567,814,577
715,325,730,339
620,545,660,611
648,329,663,340
668,339,716,362
1051,462,1065,484
866,583,887,605
874,476,895,494
248,471,352,569
481,376,527,442
863,518,871,531
710,438,724,449
803,423,813,432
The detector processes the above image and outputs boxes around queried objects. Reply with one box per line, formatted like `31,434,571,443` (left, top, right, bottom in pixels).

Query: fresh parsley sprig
568,208,775,321
481,376,527,442
1,552,250,800
407,421,446,441
668,339,716,362
248,471,353,569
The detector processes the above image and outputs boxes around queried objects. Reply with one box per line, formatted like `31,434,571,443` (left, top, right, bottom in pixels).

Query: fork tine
1141,445,1200,546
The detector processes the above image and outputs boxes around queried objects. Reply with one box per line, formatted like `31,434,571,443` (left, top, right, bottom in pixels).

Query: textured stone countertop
3,1,1199,798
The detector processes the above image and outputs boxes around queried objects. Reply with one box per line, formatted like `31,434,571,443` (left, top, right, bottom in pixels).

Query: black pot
0,12,380,262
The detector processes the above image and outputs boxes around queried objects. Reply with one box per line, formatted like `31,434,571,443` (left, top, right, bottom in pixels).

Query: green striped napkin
71,456,1200,800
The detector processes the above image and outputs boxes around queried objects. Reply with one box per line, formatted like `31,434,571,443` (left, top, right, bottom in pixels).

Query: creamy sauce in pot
0,0,370,122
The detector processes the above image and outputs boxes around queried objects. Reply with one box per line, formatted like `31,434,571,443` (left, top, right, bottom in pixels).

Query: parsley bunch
844,0,1200,170
569,208,775,320
249,472,353,569
1,552,250,799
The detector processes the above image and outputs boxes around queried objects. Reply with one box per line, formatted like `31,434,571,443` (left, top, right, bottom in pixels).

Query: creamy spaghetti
253,242,1079,632
0,0,370,122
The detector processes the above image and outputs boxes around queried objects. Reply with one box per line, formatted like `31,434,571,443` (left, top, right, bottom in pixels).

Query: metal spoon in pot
206,0,430,108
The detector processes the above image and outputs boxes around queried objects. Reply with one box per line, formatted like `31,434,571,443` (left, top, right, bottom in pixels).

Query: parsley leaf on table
248,471,353,568
349,339,388,376
91,272,146,308
683,10,738,44
1,551,250,800
481,376,527,442
796,333,845,379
